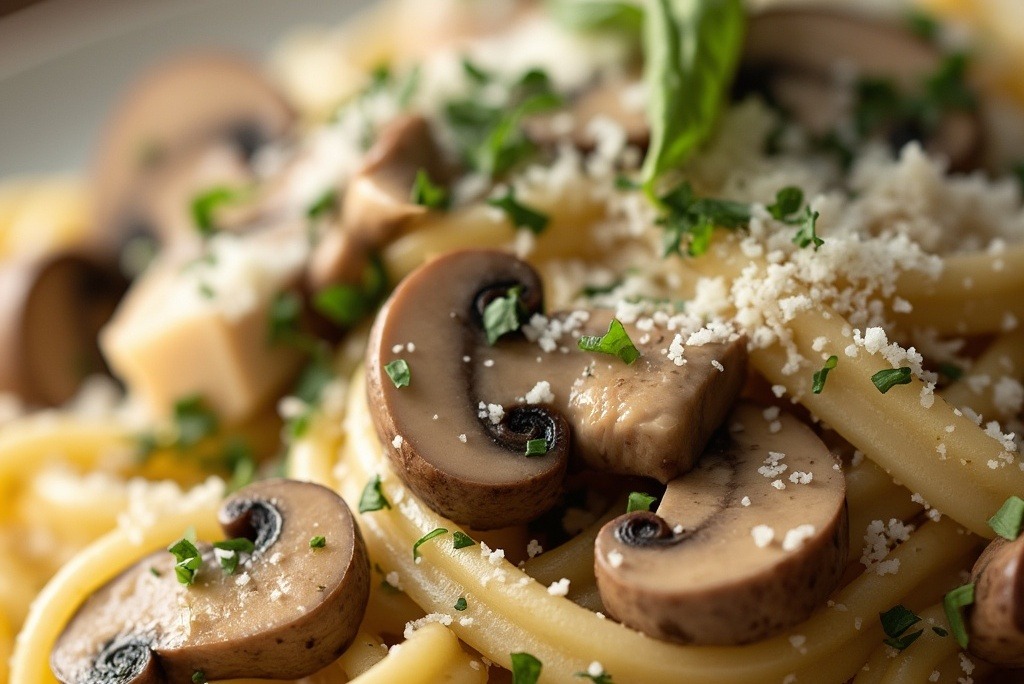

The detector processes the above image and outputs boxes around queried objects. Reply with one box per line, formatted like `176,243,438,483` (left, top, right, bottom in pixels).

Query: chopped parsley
487,187,550,235
172,395,219,449
944,583,975,648
385,359,411,388
510,652,543,684
988,495,1024,540
577,318,640,365
871,367,913,393
792,207,823,251
461,57,491,85
575,671,614,684
309,535,327,549
626,491,657,513
212,537,255,575
410,169,450,209
268,291,304,346
452,531,477,550
932,626,949,637
657,181,751,257
938,362,964,382
306,188,338,220
879,604,923,651
224,439,257,493
190,186,245,237
454,597,468,611
482,286,523,345
313,255,388,328
812,355,838,394
168,537,202,586
358,474,392,513
766,186,804,221
413,528,448,560
525,438,548,456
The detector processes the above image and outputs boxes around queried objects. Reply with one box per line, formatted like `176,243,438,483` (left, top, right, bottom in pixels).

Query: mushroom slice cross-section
50,479,370,683
967,534,1024,666
594,402,848,645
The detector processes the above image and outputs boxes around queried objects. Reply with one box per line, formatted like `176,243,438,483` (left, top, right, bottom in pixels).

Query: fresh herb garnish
944,583,975,648
879,604,924,651
578,318,640,365
306,188,338,220
656,181,750,257
190,186,245,237
461,58,491,85
525,438,549,456
483,286,523,345
358,474,392,513
487,187,550,235
938,362,964,382
640,0,745,195
268,291,304,345
454,597,468,611
575,670,614,684
452,531,477,550
988,496,1024,540
212,537,255,575
933,626,949,637
385,359,411,388
313,255,388,328
626,491,657,513
510,652,543,684
792,207,823,250
413,528,448,560
310,535,327,549
766,186,804,221
168,537,202,586
871,367,913,393
172,395,219,449
192,671,206,684
812,355,838,394
410,169,450,209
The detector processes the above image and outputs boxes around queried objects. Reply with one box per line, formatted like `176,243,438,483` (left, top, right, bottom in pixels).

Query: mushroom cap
91,53,294,254
51,480,370,683
968,535,1024,666
0,253,126,405
594,401,848,645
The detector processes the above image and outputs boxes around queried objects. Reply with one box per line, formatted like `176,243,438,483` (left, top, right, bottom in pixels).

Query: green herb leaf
812,355,838,394
172,395,219,449
525,438,549,456
932,626,949,637
487,188,550,235
454,597,468,611
413,527,449,560
410,169,450,209
212,537,256,575
656,181,751,257
988,496,1024,540
461,58,491,85
385,359,411,388
944,583,975,648
906,9,940,42
510,652,543,684
884,629,924,651
192,671,206,684
640,0,746,192
313,255,388,328
359,474,392,513
880,604,921,639
767,186,804,221
577,318,640,365
168,537,202,586
452,531,477,549
483,286,523,345
871,367,913,393
306,188,338,220
575,670,615,684
938,362,964,382
548,0,643,35
268,291,304,345
626,491,657,513
792,207,823,250
310,535,327,549
190,186,244,237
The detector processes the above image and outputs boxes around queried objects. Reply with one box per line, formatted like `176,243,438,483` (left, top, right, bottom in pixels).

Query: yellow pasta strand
941,329,1024,420
336,631,387,679
347,624,485,684
0,608,11,684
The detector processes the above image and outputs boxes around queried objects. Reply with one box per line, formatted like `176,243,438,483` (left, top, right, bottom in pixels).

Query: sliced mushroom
308,114,449,292
740,8,983,171
51,479,370,683
366,249,745,529
968,535,1024,666
524,77,649,152
92,53,294,256
0,253,126,405
594,402,848,645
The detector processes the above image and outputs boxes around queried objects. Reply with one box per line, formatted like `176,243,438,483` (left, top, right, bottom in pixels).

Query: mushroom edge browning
594,401,848,646
968,534,1024,666
50,479,370,683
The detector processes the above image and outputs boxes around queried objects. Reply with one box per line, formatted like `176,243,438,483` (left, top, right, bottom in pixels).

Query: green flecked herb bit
452,531,477,550
483,286,524,346
454,596,468,611
359,474,392,513
766,186,804,221
268,290,304,345
168,537,202,586
871,367,913,394
212,537,256,575
549,0,643,35
575,668,615,683
812,355,838,394
792,207,823,251
879,604,923,651
988,496,1024,541
306,188,338,220
510,652,543,684
173,395,219,449
487,187,550,235
577,318,640,365
944,583,975,648
461,57,491,85
410,168,450,210
310,535,327,549
313,254,388,329
413,528,449,560
656,181,751,258
385,359,411,388
525,438,549,456
192,671,206,684
626,491,657,513
190,186,247,237
938,362,964,382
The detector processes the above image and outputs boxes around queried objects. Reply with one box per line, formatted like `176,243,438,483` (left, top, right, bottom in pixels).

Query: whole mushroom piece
967,534,1024,666
594,402,848,645
50,480,370,683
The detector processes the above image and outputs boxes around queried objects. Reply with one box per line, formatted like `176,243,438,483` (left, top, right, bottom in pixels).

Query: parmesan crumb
547,578,571,597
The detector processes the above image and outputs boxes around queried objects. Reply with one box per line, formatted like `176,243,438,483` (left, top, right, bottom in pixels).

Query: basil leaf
577,318,640,364
988,496,1024,541
641,0,746,192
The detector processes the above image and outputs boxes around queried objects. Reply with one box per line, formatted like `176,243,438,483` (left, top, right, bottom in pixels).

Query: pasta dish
3,0,1024,682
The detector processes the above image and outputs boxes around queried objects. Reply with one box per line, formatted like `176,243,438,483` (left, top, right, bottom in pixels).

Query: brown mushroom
365,249,746,529
0,253,126,405
524,77,649,152
739,8,983,171
308,114,449,292
594,401,848,645
967,534,1024,666
51,479,370,683
91,53,294,256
